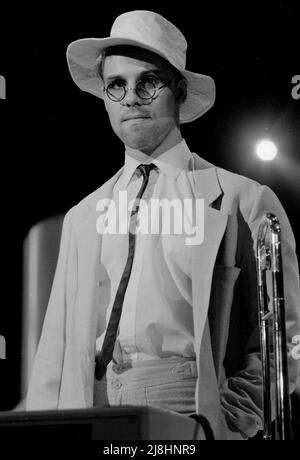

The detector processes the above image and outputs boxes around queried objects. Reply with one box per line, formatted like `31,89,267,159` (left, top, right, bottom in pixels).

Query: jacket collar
190,151,223,206
83,149,223,213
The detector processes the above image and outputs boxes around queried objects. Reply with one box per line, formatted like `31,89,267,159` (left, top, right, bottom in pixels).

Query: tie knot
137,163,156,179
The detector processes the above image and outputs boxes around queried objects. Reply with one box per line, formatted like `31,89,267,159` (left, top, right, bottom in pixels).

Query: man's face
102,48,181,154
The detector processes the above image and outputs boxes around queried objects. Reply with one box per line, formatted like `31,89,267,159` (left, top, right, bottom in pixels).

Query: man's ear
175,78,188,106
102,86,109,113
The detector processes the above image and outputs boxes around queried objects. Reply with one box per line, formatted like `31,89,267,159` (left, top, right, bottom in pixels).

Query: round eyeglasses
102,76,172,102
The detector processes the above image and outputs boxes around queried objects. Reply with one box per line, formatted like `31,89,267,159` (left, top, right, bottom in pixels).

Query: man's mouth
123,115,151,121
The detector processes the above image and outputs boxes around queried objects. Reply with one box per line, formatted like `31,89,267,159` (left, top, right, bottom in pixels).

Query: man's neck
125,126,183,161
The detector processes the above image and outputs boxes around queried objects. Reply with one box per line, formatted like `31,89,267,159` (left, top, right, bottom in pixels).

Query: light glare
256,140,278,161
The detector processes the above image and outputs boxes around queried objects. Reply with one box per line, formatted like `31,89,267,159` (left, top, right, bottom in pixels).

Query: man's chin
122,132,156,152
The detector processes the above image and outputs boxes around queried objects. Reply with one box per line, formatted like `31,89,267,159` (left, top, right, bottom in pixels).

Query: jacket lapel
191,153,228,353
75,167,125,347
191,154,228,434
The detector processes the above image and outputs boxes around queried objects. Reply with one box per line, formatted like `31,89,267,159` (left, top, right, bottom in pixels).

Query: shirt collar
122,139,192,188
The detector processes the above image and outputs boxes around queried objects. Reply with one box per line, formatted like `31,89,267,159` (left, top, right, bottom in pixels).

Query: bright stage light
255,140,278,161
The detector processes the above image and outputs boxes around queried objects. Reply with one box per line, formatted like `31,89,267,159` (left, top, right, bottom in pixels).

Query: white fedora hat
66,10,216,123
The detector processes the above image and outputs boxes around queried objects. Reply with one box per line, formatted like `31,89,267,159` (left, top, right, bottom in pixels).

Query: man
26,10,300,440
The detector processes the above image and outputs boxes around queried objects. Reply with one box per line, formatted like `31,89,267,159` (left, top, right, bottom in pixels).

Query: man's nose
122,87,142,106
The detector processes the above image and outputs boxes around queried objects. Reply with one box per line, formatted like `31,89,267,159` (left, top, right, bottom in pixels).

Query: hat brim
66,37,215,124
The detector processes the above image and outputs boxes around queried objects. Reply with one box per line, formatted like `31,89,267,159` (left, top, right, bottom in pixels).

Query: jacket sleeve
220,185,300,439
26,207,76,410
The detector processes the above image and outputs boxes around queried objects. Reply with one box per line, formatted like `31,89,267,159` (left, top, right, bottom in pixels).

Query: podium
0,406,205,440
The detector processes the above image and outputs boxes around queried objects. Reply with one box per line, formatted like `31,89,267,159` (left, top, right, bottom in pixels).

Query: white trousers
93,356,197,416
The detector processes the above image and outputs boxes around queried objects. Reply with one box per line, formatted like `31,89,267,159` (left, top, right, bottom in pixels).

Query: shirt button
113,380,122,390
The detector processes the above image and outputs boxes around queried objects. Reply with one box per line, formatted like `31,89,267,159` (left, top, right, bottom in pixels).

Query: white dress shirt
97,139,198,363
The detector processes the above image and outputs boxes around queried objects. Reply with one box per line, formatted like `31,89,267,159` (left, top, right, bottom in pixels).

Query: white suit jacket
26,153,300,440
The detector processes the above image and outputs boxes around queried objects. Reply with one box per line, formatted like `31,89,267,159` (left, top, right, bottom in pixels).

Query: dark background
0,0,299,427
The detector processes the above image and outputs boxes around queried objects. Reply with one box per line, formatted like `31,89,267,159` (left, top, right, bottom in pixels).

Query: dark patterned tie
95,163,156,380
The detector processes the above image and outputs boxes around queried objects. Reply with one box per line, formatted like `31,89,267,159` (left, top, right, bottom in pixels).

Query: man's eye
141,77,160,87
108,79,125,89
